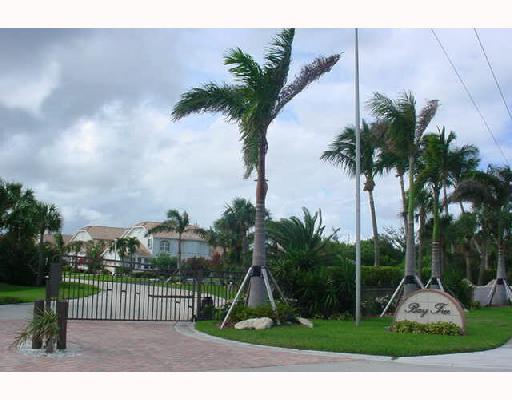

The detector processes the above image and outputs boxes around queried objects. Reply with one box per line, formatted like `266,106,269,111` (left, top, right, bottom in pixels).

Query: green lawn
196,306,512,357
0,282,100,304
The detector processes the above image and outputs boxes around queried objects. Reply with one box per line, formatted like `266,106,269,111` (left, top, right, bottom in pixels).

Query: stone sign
394,289,465,332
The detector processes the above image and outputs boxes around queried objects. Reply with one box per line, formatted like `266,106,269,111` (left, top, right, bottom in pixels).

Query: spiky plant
12,308,59,353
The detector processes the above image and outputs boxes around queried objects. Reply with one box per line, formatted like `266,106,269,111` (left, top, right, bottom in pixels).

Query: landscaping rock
296,317,313,328
234,317,273,330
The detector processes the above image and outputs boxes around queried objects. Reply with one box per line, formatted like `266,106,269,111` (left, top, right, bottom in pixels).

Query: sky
1,28,512,240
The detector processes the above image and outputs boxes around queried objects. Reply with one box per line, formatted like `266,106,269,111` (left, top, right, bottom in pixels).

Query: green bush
391,320,463,336
361,266,403,288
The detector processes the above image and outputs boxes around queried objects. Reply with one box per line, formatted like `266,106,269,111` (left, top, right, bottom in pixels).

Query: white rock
296,317,313,328
234,317,273,330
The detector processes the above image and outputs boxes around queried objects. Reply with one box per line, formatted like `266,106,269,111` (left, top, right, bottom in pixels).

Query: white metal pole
354,28,362,326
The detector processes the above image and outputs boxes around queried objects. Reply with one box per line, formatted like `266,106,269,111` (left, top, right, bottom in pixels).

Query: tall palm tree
416,133,448,288
368,91,439,294
321,121,383,267
149,209,190,271
34,202,62,285
126,237,141,267
171,29,340,306
451,165,512,304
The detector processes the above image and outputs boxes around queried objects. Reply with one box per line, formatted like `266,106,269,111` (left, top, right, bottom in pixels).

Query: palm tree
149,209,190,271
126,237,141,267
267,207,339,272
321,120,384,267
34,202,62,285
378,130,409,230
110,237,128,269
451,165,512,304
416,133,448,288
368,91,439,294
222,198,256,266
171,29,340,306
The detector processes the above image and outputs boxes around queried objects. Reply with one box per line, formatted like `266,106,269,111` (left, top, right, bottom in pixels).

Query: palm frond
263,28,295,91
273,54,341,117
172,84,247,122
416,99,439,139
224,48,263,87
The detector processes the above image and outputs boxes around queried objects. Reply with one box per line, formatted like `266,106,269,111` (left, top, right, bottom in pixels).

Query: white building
68,221,211,272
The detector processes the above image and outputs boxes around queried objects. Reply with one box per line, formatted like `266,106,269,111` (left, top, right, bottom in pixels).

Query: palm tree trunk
475,241,487,286
430,189,441,288
443,184,449,216
404,156,418,295
398,173,408,233
248,136,268,307
464,244,472,282
367,188,380,267
417,207,425,278
37,229,45,286
177,233,182,272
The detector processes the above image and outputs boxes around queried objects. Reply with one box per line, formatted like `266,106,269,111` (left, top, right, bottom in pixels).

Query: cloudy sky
1,28,512,239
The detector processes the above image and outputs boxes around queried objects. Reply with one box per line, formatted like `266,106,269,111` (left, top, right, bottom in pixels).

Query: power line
473,28,512,124
430,28,510,165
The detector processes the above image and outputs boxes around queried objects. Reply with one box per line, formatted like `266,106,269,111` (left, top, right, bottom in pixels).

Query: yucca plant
13,308,59,353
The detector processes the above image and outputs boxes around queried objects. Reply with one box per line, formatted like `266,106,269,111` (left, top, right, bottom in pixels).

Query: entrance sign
394,289,465,332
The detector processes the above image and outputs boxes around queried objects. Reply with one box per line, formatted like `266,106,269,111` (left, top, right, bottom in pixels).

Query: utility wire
430,28,510,165
473,28,512,124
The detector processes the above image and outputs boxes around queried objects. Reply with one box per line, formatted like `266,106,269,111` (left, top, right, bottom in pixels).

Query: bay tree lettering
404,302,452,318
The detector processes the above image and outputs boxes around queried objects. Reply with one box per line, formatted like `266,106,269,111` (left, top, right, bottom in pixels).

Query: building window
148,238,152,249
160,240,170,253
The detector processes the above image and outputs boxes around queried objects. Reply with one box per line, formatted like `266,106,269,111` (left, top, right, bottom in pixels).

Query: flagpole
354,28,362,326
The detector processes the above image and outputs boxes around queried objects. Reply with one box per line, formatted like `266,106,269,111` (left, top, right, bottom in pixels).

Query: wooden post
46,263,62,300
31,300,44,349
56,301,68,350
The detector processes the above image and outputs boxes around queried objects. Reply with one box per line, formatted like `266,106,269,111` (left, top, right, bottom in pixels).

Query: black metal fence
59,255,243,321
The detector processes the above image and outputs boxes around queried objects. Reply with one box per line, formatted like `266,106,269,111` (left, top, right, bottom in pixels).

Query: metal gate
59,256,241,321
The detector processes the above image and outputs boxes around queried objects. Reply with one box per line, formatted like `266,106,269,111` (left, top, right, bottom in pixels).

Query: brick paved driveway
0,319,351,371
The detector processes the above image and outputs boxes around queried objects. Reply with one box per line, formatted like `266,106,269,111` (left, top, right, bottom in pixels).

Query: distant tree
149,209,190,271
34,202,62,285
322,120,384,267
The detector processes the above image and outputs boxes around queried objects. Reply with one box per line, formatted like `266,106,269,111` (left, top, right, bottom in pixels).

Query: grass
195,306,512,357
0,282,100,304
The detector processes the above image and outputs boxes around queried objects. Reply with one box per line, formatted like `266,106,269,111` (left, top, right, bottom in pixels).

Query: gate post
46,263,62,300
56,301,69,350
31,300,44,349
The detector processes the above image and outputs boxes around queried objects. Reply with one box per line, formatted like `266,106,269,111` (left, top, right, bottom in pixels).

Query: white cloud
0,61,59,115
1,28,512,239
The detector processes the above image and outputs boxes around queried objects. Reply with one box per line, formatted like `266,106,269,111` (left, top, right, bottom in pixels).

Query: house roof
80,226,126,241
134,221,205,241
135,243,152,257
43,234,72,246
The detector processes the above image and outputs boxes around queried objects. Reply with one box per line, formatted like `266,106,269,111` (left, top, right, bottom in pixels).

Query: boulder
296,317,313,328
234,317,273,330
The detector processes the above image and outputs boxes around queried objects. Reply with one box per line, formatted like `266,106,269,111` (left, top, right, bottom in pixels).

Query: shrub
12,308,60,352
362,266,403,288
390,320,462,336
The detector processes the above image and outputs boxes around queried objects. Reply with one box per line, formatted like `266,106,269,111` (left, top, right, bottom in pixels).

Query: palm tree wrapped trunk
248,143,268,306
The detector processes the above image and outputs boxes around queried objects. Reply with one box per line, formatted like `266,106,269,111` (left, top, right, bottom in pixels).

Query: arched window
160,240,170,253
